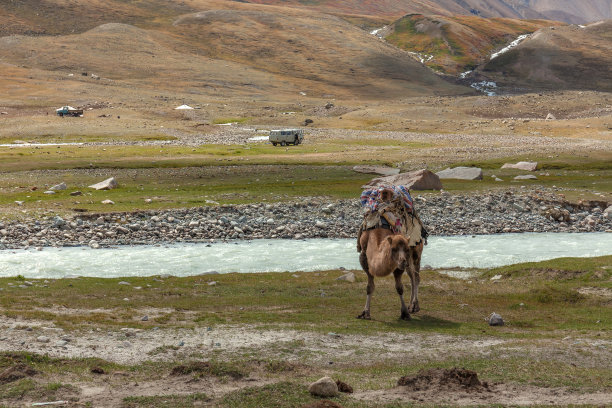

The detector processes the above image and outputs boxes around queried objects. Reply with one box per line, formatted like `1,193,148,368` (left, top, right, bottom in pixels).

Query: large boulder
352,165,400,176
364,169,442,190
501,161,537,171
309,377,339,398
436,167,483,180
89,177,118,190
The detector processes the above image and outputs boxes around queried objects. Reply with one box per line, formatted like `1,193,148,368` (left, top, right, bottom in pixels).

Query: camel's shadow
373,314,460,330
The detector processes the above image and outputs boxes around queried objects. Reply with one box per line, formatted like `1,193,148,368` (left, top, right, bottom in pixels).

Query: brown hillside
241,0,612,23
0,0,469,99
479,20,612,92
384,14,562,75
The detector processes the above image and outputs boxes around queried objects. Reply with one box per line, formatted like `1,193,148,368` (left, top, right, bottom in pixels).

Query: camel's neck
371,238,396,272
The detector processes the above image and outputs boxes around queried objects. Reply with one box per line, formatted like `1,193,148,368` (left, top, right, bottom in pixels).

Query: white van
269,129,304,146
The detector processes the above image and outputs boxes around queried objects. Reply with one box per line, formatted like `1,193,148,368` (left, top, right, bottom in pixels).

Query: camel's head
387,234,410,270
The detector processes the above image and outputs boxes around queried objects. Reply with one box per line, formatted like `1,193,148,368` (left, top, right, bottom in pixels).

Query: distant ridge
243,0,612,23
478,20,612,92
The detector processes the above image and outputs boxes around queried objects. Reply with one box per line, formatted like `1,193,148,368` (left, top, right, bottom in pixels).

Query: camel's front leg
394,269,410,321
357,268,374,320
407,250,421,313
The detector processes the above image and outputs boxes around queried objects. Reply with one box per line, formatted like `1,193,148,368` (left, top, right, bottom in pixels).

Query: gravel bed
0,189,610,250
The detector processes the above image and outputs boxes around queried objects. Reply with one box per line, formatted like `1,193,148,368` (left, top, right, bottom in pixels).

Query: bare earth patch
353,384,612,406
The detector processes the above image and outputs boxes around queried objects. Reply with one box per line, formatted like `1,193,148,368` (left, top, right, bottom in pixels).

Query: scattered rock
70,191,82,196
436,167,483,180
118,281,130,285
501,161,538,171
44,191,56,195
89,177,118,190
336,272,355,283
36,336,50,343
545,113,556,120
514,175,537,180
308,376,339,397
365,169,442,190
488,313,504,326
141,315,149,321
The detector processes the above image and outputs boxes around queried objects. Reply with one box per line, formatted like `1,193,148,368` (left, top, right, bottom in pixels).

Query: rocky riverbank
0,189,610,250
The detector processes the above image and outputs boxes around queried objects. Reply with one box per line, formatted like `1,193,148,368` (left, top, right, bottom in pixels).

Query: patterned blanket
360,185,413,214
359,185,425,247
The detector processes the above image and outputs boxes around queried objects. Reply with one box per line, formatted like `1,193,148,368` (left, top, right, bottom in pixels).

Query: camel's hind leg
394,269,410,321
357,268,374,320
408,244,423,313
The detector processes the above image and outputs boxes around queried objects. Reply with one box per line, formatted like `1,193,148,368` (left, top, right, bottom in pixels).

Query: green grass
0,133,176,144
0,165,373,215
122,393,209,407
0,257,609,337
0,257,610,406
212,117,249,125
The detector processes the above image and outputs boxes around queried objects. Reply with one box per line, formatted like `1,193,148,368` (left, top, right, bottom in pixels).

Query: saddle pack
358,185,428,247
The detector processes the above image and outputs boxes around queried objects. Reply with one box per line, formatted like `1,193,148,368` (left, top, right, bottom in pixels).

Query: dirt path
0,315,508,365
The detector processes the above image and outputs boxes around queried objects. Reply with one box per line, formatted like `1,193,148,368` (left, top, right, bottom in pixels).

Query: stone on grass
50,182,67,191
336,272,355,283
352,165,400,176
436,167,483,180
101,199,115,205
70,191,82,196
308,376,339,398
488,313,504,326
89,177,118,190
501,161,538,171
514,175,537,180
365,169,442,190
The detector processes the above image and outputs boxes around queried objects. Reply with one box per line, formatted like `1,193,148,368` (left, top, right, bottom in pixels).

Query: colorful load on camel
360,185,414,214
358,185,426,247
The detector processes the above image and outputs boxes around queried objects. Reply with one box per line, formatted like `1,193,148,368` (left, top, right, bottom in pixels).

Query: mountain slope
242,0,612,23
0,0,469,99
384,14,561,75
478,20,612,91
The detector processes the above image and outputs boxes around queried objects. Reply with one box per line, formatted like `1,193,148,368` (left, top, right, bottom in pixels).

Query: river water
0,232,610,279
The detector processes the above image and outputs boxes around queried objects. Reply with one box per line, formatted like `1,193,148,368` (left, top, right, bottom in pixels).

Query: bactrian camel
357,227,424,321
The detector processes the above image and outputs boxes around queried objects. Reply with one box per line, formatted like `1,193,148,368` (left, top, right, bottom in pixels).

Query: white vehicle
269,129,304,146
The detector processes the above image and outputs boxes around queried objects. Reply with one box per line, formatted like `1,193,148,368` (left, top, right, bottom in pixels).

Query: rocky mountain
384,14,561,75
478,20,612,92
244,0,612,23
